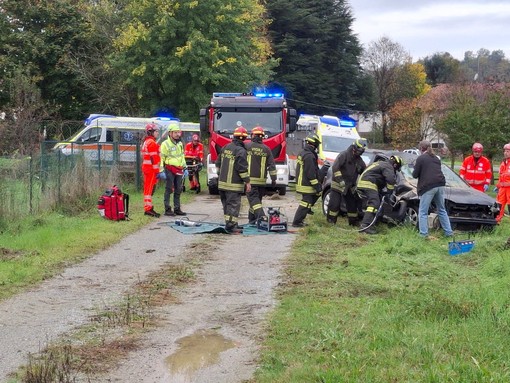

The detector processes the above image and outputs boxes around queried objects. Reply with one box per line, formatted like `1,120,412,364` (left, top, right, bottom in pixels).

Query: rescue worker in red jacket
141,123,161,217
496,143,510,223
215,126,251,233
184,134,204,192
292,134,322,228
245,126,277,223
459,142,492,192
356,155,403,234
326,139,367,226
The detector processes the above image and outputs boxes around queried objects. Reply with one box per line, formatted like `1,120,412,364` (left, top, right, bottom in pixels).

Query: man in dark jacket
357,155,403,234
246,126,277,223
412,140,453,239
215,126,251,233
292,133,322,228
326,139,367,225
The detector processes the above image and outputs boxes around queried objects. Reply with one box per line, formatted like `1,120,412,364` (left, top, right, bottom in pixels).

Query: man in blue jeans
412,140,453,239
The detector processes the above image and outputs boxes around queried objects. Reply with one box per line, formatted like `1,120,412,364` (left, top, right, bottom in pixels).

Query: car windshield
401,163,471,189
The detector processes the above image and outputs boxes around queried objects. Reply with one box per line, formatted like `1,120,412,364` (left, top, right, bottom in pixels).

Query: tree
387,98,423,149
265,0,366,115
361,37,412,143
421,53,462,86
110,0,275,120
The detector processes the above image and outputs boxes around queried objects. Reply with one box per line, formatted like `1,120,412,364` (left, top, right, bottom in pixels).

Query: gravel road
0,190,300,382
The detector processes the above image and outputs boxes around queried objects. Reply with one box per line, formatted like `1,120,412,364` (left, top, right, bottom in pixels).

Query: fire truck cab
200,92,297,195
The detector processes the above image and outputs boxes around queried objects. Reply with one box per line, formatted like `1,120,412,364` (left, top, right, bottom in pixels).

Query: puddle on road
165,329,235,377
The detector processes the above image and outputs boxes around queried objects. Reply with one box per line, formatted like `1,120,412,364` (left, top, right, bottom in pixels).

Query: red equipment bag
97,185,129,221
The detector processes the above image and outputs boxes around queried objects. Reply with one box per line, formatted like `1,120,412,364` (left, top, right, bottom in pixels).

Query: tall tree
265,0,365,115
111,0,275,120
361,36,411,143
421,53,462,86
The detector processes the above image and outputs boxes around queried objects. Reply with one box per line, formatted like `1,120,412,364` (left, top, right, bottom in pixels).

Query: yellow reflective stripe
366,206,377,213
357,180,378,190
218,181,244,192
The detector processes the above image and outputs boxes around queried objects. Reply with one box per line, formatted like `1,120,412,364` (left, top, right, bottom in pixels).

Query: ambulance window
80,127,101,142
106,130,113,142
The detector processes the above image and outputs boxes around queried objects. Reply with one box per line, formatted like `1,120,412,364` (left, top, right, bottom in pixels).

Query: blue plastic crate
448,239,475,256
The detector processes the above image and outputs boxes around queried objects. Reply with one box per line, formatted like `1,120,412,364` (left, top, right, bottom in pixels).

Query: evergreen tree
265,0,366,115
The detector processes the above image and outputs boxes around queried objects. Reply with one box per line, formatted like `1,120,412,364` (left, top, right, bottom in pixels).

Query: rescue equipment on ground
174,218,202,227
97,185,129,221
448,235,475,256
256,207,288,232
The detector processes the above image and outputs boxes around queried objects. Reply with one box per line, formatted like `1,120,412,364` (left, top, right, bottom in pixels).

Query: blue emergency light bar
213,92,284,98
254,92,283,98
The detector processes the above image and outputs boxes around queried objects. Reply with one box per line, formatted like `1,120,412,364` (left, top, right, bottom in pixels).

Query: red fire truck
199,92,297,195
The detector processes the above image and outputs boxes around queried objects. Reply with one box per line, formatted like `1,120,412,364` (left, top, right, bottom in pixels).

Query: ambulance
288,114,366,177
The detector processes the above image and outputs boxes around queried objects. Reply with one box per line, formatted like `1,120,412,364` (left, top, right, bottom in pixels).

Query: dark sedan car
321,149,499,231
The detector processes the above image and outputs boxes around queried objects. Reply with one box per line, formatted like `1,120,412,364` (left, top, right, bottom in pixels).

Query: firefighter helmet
353,138,366,155
145,123,157,133
504,143,510,150
192,134,199,142
233,126,248,138
472,142,483,152
251,126,264,136
305,133,321,148
390,155,403,171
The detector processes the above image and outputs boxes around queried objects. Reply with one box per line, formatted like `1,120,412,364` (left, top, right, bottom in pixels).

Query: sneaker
164,208,175,217
174,209,187,216
144,209,160,218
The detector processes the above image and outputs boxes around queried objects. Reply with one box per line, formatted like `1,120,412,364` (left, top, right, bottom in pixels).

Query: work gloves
314,183,322,194
183,169,189,177
157,171,166,180
484,184,489,192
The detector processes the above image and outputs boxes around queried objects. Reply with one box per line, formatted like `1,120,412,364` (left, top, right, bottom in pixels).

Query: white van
54,114,180,165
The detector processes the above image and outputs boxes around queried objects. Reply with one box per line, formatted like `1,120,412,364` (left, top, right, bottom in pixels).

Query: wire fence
0,141,143,228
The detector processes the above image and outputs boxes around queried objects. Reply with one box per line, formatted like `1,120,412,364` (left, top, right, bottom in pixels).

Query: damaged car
321,149,499,231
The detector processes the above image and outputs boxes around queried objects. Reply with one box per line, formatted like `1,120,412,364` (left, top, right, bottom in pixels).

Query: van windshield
322,136,357,152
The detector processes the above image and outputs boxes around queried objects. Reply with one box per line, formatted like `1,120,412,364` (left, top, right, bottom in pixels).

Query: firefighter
160,125,187,216
459,142,492,192
356,155,403,234
184,134,204,192
246,126,277,223
326,139,367,225
292,134,322,228
141,123,161,217
496,143,510,223
215,126,251,233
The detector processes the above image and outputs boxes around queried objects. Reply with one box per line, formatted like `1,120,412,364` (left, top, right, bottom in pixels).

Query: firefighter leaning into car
459,142,492,192
292,134,322,228
141,123,161,218
160,125,187,216
356,155,403,234
245,126,277,223
184,134,204,191
215,126,252,233
326,139,367,226
495,143,510,223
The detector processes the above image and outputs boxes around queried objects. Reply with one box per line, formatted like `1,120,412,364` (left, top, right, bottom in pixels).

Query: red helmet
504,143,510,150
192,134,199,141
251,126,264,136
233,126,248,138
145,123,157,133
472,142,483,152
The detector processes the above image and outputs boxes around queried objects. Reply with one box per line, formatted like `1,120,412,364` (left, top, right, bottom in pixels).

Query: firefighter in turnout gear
292,134,322,228
246,126,277,223
356,155,403,234
215,126,252,233
326,139,367,225
141,123,161,217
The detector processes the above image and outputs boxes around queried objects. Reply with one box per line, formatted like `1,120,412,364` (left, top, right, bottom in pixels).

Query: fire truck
199,92,297,195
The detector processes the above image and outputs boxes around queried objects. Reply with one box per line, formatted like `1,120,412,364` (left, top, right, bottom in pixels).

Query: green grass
254,215,510,383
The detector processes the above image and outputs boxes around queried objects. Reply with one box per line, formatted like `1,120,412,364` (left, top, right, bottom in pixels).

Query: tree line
1,0,510,156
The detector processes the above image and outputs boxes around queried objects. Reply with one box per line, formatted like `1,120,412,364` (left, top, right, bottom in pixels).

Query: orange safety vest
141,136,160,173
184,142,204,162
459,155,492,192
498,159,510,188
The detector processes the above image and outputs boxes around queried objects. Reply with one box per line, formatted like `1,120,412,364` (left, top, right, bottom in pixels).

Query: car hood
444,186,497,205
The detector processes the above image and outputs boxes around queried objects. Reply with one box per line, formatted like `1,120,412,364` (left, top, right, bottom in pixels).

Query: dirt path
0,191,300,382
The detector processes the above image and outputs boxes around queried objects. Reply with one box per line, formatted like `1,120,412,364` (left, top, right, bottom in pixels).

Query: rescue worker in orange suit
184,134,204,192
246,126,277,223
495,143,510,223
459,142,492,192
292,134,322,228
160,125,187,216
356,155,403,234
215,126,251,233
141,123,161,217
326,139,367,226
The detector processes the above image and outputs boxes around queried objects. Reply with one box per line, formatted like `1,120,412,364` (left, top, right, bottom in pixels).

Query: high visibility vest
160,138,186,171
141,136,160,173
498,159,510,188
459,155,492,192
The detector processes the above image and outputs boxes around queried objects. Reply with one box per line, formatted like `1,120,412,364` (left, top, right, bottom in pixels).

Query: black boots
360,212,377,234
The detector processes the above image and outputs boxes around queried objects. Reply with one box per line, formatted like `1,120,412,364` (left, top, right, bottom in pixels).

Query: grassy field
253,214,510,382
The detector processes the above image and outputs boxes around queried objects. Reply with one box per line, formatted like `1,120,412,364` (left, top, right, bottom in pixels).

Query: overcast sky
348,0,510,61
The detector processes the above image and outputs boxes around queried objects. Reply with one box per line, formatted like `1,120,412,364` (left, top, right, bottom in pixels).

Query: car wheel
322,189,330,215
405,204,419,227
